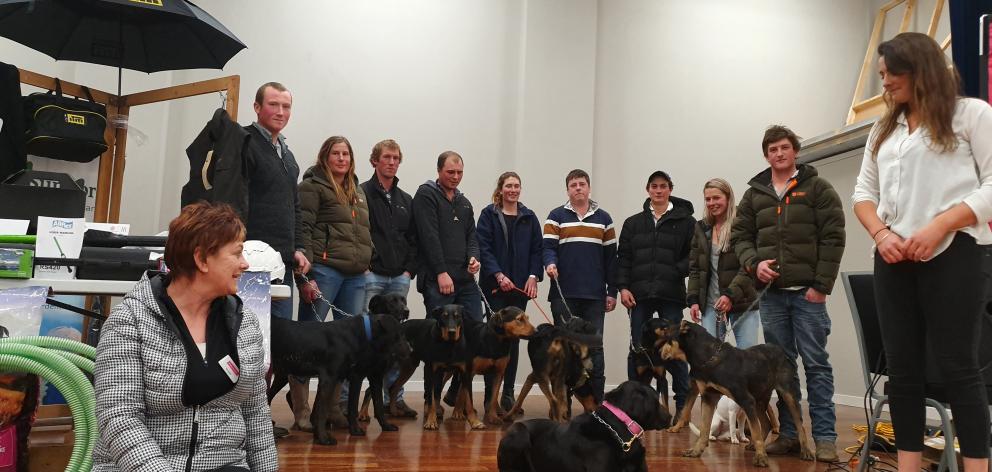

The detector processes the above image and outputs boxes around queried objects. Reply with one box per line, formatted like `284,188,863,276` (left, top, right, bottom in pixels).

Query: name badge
219,355,240,383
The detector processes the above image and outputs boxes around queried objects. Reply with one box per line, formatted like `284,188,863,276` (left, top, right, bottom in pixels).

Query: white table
0,277,291,299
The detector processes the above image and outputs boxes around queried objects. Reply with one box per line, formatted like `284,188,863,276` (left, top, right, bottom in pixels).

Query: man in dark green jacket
731,125,845,462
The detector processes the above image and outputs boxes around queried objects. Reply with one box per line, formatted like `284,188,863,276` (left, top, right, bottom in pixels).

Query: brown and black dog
630,319,670,413
654,319,814,467
382,304,468,430
502,317,602,422
450,306,536,428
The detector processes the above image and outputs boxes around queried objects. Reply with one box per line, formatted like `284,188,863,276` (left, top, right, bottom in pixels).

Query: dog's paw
668,424,684,433
741,437,750,444
683,448,704,458
484,414,502,425
731,437,740,444
423,419,439,431
451,409,466,421
752,452,769,467
314,433,337,446
470,420,487,430
799,447,815,462
709,435,717,441
291,420,313,432
380,422,399,432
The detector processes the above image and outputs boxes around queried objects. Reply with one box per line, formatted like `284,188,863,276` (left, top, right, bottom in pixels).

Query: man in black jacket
360,139,419,417
615,170,695,416
245,82,311,437
412,151,481,320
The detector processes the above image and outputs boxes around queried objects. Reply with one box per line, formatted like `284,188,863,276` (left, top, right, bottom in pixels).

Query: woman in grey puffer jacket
92,203,278,472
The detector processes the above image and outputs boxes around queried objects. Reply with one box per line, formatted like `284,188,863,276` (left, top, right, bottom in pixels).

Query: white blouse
852,98,992,258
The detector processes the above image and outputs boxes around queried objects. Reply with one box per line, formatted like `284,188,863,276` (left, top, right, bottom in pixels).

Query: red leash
492,286,553,324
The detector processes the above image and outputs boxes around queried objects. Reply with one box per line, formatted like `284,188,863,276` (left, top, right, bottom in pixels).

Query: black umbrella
0,0,245,96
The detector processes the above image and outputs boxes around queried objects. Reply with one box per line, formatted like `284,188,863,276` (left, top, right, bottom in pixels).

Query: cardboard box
0,248,32,278
0,171,86,234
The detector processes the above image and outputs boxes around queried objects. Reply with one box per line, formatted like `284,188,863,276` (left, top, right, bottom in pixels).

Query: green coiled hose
0,336,97,472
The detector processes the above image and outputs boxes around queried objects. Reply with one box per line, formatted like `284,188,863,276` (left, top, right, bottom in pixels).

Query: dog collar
593,401,644,452
362,315,372,342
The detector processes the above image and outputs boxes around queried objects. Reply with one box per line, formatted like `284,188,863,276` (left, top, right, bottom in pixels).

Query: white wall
3,1,941,404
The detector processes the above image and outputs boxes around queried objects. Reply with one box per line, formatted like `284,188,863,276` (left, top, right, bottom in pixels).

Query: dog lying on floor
501,317,601,422
449,306,536,428
497,380,671,472
654,320,814,467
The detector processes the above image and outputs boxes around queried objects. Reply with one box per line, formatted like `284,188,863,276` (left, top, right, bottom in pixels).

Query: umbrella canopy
0,0,245,73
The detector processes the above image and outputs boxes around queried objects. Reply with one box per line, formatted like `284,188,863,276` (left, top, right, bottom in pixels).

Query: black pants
874,232,990,457
551,297,606,403
484,291,528,406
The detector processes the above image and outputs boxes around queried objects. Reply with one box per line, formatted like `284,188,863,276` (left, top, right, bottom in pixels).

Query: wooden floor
273,392,886,471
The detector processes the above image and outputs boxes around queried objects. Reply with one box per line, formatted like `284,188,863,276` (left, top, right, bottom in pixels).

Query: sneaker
765,436,800,455
815,440,839,462
390,399,418,418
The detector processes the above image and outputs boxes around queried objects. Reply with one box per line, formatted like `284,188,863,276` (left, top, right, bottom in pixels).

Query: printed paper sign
34,216,85,280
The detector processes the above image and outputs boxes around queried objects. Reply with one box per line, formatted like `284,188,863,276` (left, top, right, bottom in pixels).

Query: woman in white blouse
853,32,991,472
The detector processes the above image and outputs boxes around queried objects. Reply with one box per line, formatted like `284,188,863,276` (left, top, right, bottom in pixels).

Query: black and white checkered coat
92,274,278,471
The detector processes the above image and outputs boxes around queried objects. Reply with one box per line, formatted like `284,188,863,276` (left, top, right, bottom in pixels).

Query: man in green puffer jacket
731,125,845,463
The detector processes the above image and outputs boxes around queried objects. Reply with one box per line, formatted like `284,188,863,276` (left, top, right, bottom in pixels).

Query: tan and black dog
450,306,536,428
654,319,814,467
501,317,602,422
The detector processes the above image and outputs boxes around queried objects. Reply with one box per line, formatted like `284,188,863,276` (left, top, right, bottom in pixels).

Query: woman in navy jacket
477,171,544,412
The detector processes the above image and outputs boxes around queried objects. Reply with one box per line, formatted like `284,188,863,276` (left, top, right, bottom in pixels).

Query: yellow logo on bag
65,114,86,126
129,0,163,6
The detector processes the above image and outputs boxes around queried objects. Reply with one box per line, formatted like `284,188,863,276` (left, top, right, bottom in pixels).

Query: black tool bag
23,78,109,162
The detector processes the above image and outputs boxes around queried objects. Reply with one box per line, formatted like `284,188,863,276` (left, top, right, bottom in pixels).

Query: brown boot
765,436,800,455
389,399,418,418
815,440,838,462
288,377,313,431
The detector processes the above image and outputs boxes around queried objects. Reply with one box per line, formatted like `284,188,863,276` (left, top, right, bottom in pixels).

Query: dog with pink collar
497,381,671,472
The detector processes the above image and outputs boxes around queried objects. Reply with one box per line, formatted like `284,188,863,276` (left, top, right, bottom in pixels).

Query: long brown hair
703,178,736,253
492,171,521,207
316,136,357,205
870,32,960,157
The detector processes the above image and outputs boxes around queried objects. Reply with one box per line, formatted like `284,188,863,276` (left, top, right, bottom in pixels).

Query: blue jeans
626,299,689,411
760,288,836,442
364,272,411,404
422,279,482,322
301,264,366,322
551,298,606,403
302,264,366,404
701,307,760,349
270,262,295,320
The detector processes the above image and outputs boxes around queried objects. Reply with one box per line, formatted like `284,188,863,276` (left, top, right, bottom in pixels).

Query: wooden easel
847,0,952,125
17,69,240,223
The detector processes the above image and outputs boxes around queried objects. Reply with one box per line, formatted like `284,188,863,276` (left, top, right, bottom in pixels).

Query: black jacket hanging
0,62,25,181
181,108,251,215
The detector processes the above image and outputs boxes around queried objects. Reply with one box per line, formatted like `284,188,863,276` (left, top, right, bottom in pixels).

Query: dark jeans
422,279,483,322
270,264,295,320
874,232,990,457
551,297,606,403
626,298,690,411
484,291,528,407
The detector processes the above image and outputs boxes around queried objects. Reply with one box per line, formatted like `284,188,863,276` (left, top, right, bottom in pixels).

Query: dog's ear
679,320,691,334
368,294,384,314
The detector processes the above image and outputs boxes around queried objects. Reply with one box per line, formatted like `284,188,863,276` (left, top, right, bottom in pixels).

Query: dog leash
625,307,655,369
471,275,496,320
550,275,576,323
297,272,358,320
714,284,771,342
504,286,554,324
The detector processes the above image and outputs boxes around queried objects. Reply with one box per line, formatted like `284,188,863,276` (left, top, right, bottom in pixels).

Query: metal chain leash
297,272,357,320
591,411,636,452
550,276,575,323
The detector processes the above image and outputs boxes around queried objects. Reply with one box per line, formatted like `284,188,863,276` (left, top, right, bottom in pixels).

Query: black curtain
950,0,992,98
